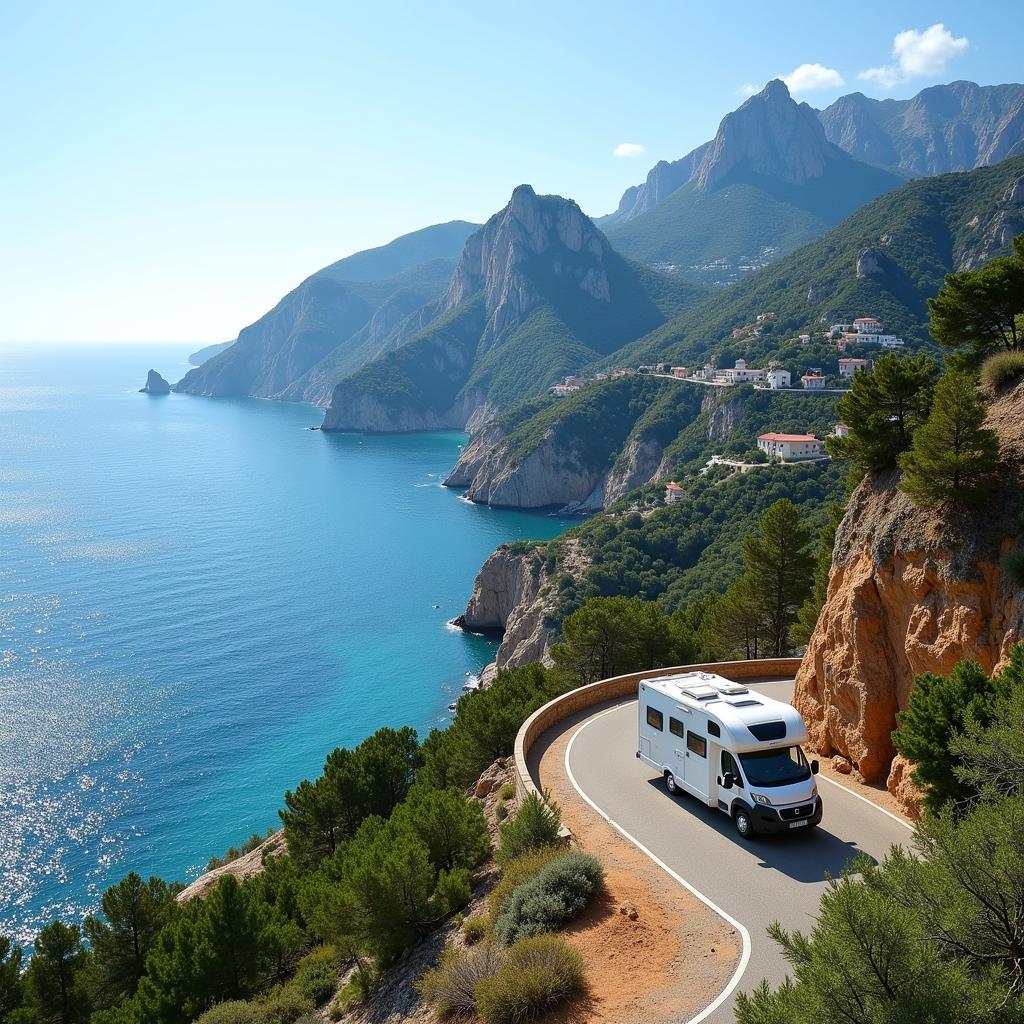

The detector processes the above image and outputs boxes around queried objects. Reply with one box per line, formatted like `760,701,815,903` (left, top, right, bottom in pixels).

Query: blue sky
1,1,1020,344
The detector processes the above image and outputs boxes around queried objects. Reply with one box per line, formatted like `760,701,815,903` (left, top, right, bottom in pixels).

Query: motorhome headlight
751,793,771,806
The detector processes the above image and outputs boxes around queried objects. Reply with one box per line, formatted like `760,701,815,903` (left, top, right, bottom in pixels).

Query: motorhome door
683,728,709,798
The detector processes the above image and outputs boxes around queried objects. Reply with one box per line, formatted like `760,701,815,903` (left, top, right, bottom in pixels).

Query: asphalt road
563,680,914,1024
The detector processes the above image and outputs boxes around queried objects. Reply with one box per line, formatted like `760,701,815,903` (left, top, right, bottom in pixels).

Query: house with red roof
757,433,825,461
664,481,685,504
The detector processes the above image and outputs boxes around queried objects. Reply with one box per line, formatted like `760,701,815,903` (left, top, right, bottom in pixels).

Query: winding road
556,680,913,1023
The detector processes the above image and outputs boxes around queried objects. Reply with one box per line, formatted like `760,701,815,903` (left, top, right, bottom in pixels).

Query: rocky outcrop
140,369,170,394
695,80,840,191
602,144,711,225
855,247,885,278
177,831,286,903
819,81,1024,177
957,177,1024,271
602,436,665,507
793,381,1024,811
323,383,485,434
457,540,588,672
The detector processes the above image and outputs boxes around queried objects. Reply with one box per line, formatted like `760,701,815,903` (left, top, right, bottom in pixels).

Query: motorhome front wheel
664,771,678,795
734,808,754,839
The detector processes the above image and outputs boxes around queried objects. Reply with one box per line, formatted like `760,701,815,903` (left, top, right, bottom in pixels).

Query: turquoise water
0,344,565,945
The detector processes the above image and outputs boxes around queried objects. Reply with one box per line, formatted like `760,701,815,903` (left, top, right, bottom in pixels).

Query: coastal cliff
793,380,1024,810
140,369,171,394
457,539,588,675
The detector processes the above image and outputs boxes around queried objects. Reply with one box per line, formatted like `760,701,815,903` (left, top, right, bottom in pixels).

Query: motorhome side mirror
722,772,736,790
810,759,819,775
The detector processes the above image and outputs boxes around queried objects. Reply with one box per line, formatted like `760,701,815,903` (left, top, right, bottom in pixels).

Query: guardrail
513,659,802,805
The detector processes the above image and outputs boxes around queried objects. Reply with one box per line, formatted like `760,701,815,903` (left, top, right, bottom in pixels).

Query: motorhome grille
747,721,786,741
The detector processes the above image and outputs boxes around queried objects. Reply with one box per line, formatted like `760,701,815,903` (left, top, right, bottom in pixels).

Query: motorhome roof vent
680,684,719,700
731,699,762,707
714,683,750,696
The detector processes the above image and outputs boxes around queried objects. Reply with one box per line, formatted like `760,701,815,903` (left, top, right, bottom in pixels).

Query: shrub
418,942,505,1016
293,947,337,1006
463,917,490,945
489,847,564,918
980,351,1024,393
1004,549,1024,588
495,803,509,822
258,984,315,1024
497,793,562,864
205,828,275,872
194,1002,259,1024
494,852,603,945
329,967,376,1019
498,783,516,801
434,867,473,913
475,935,585,1024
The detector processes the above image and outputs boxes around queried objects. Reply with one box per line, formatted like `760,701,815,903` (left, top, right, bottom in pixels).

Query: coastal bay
0,343,564,945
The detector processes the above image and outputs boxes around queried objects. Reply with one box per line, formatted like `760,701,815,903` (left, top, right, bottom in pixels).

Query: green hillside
603,154,1024,371
607,157,903,283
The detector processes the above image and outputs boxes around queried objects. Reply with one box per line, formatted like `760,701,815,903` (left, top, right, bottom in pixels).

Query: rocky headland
140,369,171,394
794,378,1024,813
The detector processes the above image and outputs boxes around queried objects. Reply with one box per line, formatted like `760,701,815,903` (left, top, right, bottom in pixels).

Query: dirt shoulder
532,710,741,1024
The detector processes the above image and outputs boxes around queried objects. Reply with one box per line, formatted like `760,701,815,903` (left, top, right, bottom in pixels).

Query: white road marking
562,699,916,1024
564,705,751,1024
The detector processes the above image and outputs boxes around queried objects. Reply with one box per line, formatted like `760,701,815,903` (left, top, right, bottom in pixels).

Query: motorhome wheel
734,807,754,839
665,771,678,795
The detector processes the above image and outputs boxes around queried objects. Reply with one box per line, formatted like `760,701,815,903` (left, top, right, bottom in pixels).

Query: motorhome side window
669,717,684,737
721,750,742,786
646,706,663,730
686,732,707,758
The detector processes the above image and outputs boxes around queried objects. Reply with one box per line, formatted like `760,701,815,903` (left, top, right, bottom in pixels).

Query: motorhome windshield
739,746,810,787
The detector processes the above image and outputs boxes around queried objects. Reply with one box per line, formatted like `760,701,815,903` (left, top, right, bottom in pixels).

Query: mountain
320,185,704,433
174,221,478,404
188,340,234,366
603,81,904,283
606,154,1024,371
819,81,1024,177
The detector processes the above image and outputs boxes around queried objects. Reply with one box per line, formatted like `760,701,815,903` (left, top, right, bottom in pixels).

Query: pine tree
707,575,769,660
0,935,24,1022
898,371,999,508
83,873,175,1007
929,234,1024,363
26,921,89,1024
742,500,815,657
827,352,938,476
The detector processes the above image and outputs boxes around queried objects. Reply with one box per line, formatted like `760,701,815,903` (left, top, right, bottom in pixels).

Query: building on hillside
611,368,635,378
551,383,579,397
757,433,825,461
664,481,685,504
833,423,850,438
801,373,826,390
766,368,791,389
838,357,872,377
798,333,811,344
563,375,586,387
836,317,903,350
671,366,689,378
714,358,767,384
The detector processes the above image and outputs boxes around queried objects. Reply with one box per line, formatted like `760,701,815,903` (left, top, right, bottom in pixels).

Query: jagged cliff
794,380,1024,810
456,539,588,677
321,187,700,433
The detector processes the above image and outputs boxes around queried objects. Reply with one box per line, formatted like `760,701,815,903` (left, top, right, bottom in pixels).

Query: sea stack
140,369,171,394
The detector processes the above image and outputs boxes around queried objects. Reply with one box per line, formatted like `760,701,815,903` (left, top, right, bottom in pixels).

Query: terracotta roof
665,482,684,492
801,373,825,380
839,358,870,363
853,317,880,324
758,433,820,443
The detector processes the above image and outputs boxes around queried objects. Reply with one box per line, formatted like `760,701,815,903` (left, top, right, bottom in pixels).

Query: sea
0,343,566,945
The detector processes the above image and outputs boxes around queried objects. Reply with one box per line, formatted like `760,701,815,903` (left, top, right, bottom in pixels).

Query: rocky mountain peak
443,186,613,345
694,79,839,191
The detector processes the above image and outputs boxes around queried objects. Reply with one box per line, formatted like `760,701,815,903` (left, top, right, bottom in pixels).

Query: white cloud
612,143,646,158
736,83,760,98
859,23,968,89
782,63,845,94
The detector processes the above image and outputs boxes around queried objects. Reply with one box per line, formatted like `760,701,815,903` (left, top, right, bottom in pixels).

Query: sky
1,1,1021,345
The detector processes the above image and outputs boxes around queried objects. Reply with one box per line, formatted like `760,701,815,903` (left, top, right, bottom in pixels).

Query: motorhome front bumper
751,797,822,834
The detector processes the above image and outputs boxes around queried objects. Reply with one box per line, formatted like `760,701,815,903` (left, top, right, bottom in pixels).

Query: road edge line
564,705,752,1024
815,773,914,830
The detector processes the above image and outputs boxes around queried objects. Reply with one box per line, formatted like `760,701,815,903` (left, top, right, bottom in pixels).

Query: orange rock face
794,382,1024,814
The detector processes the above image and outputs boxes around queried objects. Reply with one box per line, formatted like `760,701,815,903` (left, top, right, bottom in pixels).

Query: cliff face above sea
793,380,1024,810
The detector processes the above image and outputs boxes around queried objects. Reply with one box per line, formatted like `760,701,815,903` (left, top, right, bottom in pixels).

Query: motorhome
637,671,821,838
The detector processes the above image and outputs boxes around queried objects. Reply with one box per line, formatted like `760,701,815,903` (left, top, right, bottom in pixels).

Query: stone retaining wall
514,659,802,803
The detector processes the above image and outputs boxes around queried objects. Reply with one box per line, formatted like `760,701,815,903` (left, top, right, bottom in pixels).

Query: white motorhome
637,671,821,838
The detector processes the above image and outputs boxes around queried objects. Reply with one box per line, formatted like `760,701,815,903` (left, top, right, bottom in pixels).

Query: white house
801,373,827,390
766,368,791,389
665,481,685,504
757,433,825,461
838,358,872,377
833,423,850,438
714,358,767,384
837,317,903,349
